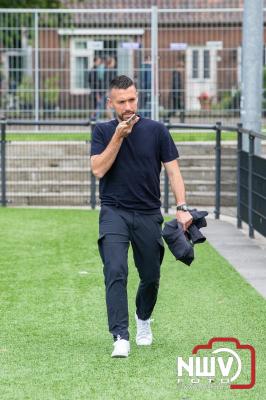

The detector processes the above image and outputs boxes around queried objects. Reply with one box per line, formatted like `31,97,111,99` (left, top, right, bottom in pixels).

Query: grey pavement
206,215,266,299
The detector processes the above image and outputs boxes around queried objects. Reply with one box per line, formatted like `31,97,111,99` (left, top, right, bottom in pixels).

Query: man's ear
107,97,113,109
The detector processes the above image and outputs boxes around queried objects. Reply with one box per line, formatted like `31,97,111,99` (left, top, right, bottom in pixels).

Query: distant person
171,60,185,116
88,56,105,120
104,56,117,86
104,57,117,119
139,56,152,118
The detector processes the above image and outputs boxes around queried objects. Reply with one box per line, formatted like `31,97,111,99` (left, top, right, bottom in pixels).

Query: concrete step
4,167,236,185
178,155,236,167
6,191,235,207
176,141,266,156
5,170,235,183
5,155,236,169
5,169,90,181
5,141,266,159
176,141,237,156
6,157,90,169
187,193,236,206
175,167,237,181
6,141,238,157
182,180,236,192
6,142,90,157
7,194,91,207
7,192,90,197
5,180,236,195
7,181,90,193
164,191,236,207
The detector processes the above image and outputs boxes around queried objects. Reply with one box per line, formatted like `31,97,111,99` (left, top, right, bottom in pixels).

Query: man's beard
117,111,136,121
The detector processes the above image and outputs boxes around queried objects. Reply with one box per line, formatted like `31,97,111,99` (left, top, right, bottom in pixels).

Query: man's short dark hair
109,75,136,90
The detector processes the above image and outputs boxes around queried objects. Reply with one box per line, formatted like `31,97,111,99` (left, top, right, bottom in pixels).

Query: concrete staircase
5,142,91,206
3,140,238,207
173,142,237,206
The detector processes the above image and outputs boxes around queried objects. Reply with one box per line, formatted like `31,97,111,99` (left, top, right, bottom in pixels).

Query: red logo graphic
177,337,256,390
192,337,256,389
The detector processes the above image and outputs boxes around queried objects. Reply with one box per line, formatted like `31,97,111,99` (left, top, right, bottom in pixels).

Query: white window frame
186,46,217,110
66,29,144,95
189,47,212,82
70,38,96,95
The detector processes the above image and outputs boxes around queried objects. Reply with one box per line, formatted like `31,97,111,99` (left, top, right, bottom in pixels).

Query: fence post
237,123,243,229
248,133,255,238
1,117,7,207
163,168,169,214
34,11,39,128
214,121,222,219
151,5,159,121
90,121,96,209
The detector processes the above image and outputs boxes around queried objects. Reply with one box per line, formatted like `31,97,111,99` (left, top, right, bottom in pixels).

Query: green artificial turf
0,208,265,400
6,130,237,142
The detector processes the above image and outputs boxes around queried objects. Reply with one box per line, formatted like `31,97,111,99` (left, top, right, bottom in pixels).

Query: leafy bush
17,76,34,108
212,90,241,111
41,75,60,108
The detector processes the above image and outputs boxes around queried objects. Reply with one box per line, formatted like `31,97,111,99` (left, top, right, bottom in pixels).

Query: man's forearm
91,132,124,178
164,160,192,230
168,168,186,206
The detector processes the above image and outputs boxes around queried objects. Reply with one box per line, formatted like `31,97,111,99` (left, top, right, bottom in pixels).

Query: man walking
90,75,192,357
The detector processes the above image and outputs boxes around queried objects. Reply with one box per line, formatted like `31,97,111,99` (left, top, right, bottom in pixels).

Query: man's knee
98,235,129,286
139,277,160,290
103,259,128,287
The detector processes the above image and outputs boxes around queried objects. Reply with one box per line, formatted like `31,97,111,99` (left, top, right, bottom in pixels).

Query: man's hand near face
115,114,140,139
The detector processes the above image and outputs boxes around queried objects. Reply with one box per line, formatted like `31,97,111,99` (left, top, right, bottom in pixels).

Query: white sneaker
135,313,153,345
111,336,130,358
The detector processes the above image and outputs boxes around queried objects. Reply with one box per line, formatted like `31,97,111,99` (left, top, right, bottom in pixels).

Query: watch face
177,204,188,211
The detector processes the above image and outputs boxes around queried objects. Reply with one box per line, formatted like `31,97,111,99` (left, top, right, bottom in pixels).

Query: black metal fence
237,128,266,238
0,118,265,238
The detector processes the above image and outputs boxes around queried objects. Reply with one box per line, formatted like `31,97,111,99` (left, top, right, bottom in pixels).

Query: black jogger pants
98,205,165,340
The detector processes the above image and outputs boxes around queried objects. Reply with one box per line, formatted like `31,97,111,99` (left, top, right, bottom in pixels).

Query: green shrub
41,75,60,108
17,76,34,108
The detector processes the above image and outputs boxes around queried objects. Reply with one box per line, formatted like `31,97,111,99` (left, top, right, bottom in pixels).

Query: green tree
0,0,61,48
0,0,60,8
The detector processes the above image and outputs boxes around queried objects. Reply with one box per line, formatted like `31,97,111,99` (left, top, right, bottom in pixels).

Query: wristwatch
176,203,189,212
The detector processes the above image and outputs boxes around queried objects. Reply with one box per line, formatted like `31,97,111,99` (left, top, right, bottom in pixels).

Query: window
70,39,102,94
190,48,212,81
192,50,199,79
74,57,88,89
203,50,210,79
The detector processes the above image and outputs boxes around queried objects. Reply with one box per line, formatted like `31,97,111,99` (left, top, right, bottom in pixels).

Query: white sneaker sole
136,338,152,346
111,341,130,358
111,352,129,358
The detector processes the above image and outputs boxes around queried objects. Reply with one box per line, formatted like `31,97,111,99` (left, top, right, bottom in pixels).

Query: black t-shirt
90,117,179,212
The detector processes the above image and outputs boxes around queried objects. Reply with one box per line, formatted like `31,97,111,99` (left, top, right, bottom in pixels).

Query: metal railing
217,122,265,238
1,118,265,238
